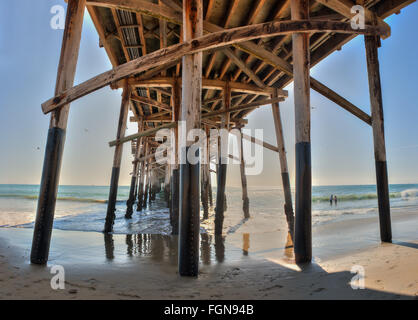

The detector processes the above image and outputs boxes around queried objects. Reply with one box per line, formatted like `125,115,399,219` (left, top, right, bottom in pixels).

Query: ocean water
0,184,418,235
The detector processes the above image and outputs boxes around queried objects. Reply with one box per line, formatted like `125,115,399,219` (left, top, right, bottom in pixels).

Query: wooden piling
215,81,230,234
151,170,157,201
365,30,392,242
170,78,181,235
178,0,203,277
136,141,148,212
272,89,295,241
201,127,210,220
31,0,86,264
164,163,171,207
104,80,131,233
126,124,143,218
208,165,213,207
143,159,150,209
291,0,312,263
238,128,250,219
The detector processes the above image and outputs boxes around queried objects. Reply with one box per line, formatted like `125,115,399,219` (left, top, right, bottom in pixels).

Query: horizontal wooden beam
87,0,181,24
109,122,176,147
42,19,386,114
131,94,172,112
123,77,280,96
202,97,284,118
130,97,283,123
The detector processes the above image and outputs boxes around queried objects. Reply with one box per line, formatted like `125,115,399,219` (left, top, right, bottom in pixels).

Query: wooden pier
31,0,415,275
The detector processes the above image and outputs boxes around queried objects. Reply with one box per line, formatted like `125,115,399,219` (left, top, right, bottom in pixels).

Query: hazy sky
1,1,417,187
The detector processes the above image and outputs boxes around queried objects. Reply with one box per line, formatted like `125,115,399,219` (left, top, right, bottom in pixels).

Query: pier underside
31,0,415,276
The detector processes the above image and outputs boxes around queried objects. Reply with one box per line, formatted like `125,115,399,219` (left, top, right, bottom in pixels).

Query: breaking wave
312,193,400,202
0,194,108,204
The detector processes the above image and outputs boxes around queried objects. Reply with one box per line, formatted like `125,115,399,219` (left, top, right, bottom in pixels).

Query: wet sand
0,207,417,299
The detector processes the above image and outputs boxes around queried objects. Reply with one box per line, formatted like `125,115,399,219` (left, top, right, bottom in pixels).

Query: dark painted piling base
294,142,312,264
215,162,227,235
136,183,143,212
375,160,392,242
243,197,250,219
208,183,213,207
31,127,66,264
171,169,180,235
178,151,200,277
104,167,120,233
201,170,209,220
214,235,225,263
143,183,149,209
165,183,170,207
281,171,295,240
125,175,137,219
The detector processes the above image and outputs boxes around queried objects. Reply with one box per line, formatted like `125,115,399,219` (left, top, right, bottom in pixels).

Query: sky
0,0,417,187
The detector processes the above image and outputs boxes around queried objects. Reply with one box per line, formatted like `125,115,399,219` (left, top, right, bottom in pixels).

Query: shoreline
0,207,417,299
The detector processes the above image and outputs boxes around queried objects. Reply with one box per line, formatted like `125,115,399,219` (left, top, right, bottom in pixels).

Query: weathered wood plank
42,20,386,114
315,0,391,39
131,94,172,112
126,77,279,96
203,97,284,119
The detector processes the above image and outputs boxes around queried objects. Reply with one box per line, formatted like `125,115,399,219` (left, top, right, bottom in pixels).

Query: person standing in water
334,195,338,206
330,194,333,206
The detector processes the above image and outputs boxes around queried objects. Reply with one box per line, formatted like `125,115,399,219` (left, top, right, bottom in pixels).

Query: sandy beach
0,206,417,300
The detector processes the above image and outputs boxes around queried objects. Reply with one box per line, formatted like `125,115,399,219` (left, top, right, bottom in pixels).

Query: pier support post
272,89,295,241
164,163,171,207
31,0,86,264
104,80,131,233
208,165,213,207
291,0,312,263
143,159,150,209
201,127,210,219
365,30,392,242
239,128,250,219
126,124,143,218
136,141,148,212
178,0,203,277
215,81,230,235
171,78,181,234
125,157,138,219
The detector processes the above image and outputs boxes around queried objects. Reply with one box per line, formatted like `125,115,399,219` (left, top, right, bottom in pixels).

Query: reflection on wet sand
104,233,114,261
104,233,229,264
243,233,250,256
104,232,294,264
